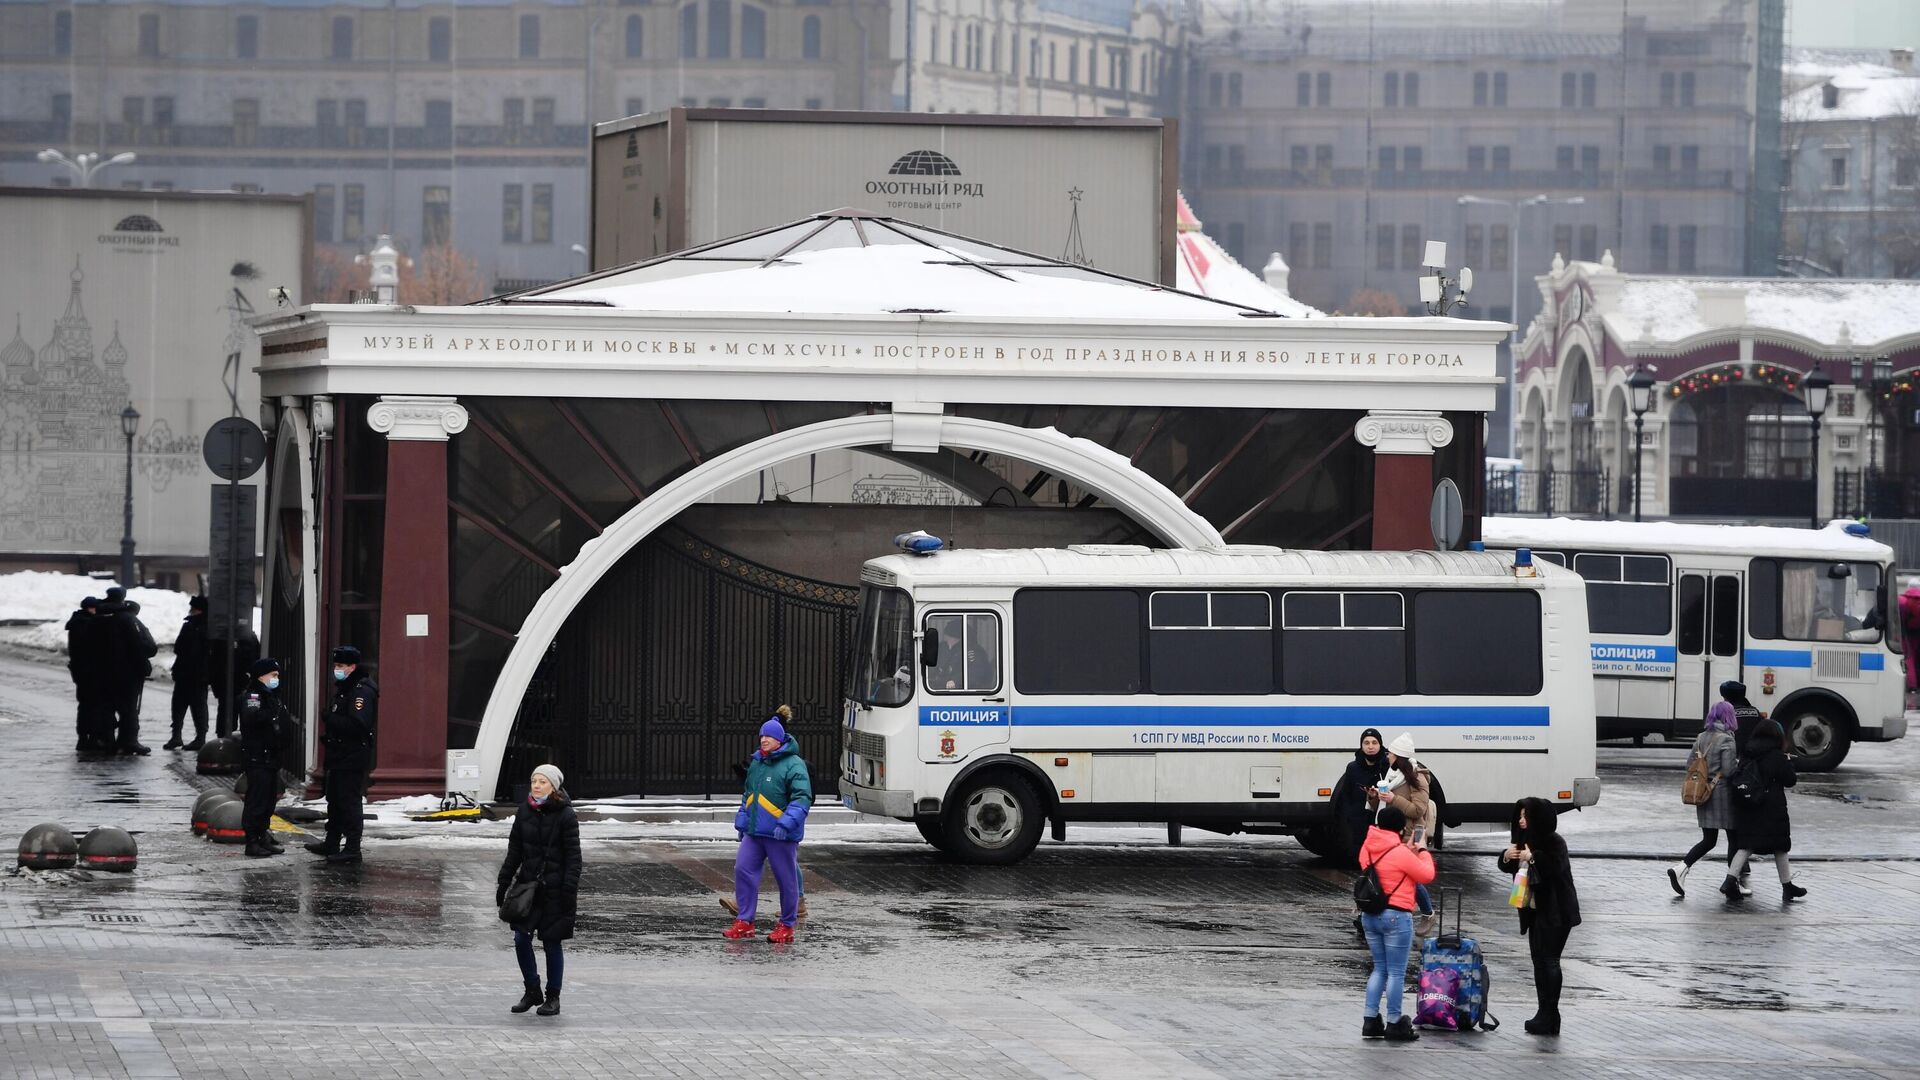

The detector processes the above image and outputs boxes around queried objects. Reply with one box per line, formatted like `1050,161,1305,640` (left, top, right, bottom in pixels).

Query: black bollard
195,737,243,777
203,800,248,844
18,824,79,870
78,828,138,872
192,790,239,836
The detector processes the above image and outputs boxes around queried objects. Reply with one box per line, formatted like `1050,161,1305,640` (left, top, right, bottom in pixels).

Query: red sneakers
722,919,756,940
769,923,795,944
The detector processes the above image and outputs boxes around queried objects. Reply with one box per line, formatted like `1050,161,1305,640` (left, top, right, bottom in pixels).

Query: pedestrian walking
1723,680,1764,756
1667,700,1738,897
1366,733,1436,927
1901,584,1920,708
102,589,157,755
307,645,376,865
719,742,809,921
238,657,291,857
1498,797,1581,1036
723,705,812,943
1357,804,1433,1043
1720,717,1807,904
166,596,212,751
497,764,581,1017
65,596,111,753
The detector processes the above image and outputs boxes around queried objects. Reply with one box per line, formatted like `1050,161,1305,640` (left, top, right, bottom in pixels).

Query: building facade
1780,48,1920,279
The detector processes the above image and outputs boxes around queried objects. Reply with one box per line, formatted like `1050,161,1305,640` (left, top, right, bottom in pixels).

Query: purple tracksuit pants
734,834,802,926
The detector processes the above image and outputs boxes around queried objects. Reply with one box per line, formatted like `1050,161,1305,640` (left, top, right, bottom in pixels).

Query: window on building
1314,144,1332,177
51,93,71,134
1660,71,1676,107
343,183,364,241
1654,144,1671,171
1030,38,1039,77
1681,145,1699,173
532,183,553,243
1312,222,1332,269
1297,72,1311,106
1828,154,1847,188
139,13,160,56
802,15,821,59
1556,146,1575,172
1492,145,1511,175
1405,72,1419,106
532,97,554,128
1376,224,1395,269
233,98,259,146
123,96,146,128
1551,223,1573,259
231,182,262,194
316,98,338,133
1464,224,1484,267
1204,145,1222,175
1581,72,1596,107
425,99,451,145
1068,42,1078,82
1489,224,1509,269
1225,222,1244,260
1680,71,1695,106
1897,154,1919,188
1290,144,1308,172
331,15,352,60
152,96,174,132
429,16,451,61
742,97,764,108
1385,71,1400,107
235,14,258,59
1473,72,1488,106
1492,71,1507,106
1579,224,1598,262
422,186,451,247
504,97,525,133
1650,224,1670,270
1468,145,1486,173
314,184,335,242
1380,146,1398,172
518,14,541,57
1228,144,1244,177
1677,224,1697,272
1581,146,1599,176
1413,591,1541,695
1315,71,1331,105
740,5,764,58
1013,590,1141,695
804,97,822,109
1288,221,1309,271
1280,592,1406,695
625,97,645,115
502,184,523,243
1561,72,1576,107
1404,146,1422,171
150,181,172,191
626,15,644,57
1400,224,1422,269
1779,150,1795,189
344,99,366,145
707,97,730,107
53,10,71,56
680,5,698,58
1573,554,1672,635
1228,72,1242,108
1822,82,1840,109
1048,42,1057,79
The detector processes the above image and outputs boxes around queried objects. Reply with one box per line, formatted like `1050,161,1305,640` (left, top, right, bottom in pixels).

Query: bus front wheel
1783,706,1852,771
1294,825,1351,864
942,772,1044,865
914,818,950,852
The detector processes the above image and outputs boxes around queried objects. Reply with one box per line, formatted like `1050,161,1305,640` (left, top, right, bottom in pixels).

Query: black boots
1720,875,1744,902
510,984,543,1014
1361,1015,1385,1039
1783,880,1808,902
265,835,286,853
305,838,338,857
327,843,362,865
1383,1017,1419,1042
1524,1014,1562,1036
244,836,275,858
183,736,205,751
163,732,183,750
536,990,561,1016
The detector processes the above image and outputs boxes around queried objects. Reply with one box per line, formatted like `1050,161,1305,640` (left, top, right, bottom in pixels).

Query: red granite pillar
1357,411,1454,551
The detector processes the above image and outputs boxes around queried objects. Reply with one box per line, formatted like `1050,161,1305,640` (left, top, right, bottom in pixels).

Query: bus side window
1013,589,1142,695
1411,591,1542,695
924,612,1001,694
1533,551,1567,567
1280,591,1406,695
1677,575,1706,655
1148,591,1273,694
1575,553,1672,635
1748,559,1780,639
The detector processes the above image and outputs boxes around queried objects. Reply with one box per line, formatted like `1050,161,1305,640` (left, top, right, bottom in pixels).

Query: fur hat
331,645,362,665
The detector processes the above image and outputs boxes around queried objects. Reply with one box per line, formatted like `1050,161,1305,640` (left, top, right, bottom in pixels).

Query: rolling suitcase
1416,887,1499,1031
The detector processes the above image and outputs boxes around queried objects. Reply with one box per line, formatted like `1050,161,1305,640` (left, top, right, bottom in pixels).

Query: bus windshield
847,584,915,707
1782,560,1885,643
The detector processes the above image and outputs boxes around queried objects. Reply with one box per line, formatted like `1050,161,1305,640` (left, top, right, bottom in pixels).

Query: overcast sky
1792,0,1920,49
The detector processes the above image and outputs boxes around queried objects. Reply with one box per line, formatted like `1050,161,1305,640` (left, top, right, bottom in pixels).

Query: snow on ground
1607,277,1920,349
0,571,192,656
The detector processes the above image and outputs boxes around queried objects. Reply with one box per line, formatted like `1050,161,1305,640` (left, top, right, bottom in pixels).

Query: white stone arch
1553,327,1602,474
471,411,1226,797
264,403,322,756
1518,375,1552,472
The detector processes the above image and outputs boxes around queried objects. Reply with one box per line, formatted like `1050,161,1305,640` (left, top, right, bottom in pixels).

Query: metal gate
502,527,857,799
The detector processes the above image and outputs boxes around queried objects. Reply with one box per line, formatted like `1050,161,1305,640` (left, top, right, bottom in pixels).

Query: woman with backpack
1721,717,1807,903
1667,701,1739,897
1356,803,1435,1043
1498,796,1580,1036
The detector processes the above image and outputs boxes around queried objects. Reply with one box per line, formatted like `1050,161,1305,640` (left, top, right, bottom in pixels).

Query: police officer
238,657,291,858
167,596,212,751
307,645,376,865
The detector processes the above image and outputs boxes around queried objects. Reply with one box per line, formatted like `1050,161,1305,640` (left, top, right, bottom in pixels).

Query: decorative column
364,395,467,797
1357,410,1453,550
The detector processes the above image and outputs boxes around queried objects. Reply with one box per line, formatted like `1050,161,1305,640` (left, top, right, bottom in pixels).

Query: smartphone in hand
1411,825,1427,847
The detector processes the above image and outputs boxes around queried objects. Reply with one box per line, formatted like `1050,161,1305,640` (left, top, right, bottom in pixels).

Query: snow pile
1608,278,1920,349
1175,232,1322,318
0,571,192,652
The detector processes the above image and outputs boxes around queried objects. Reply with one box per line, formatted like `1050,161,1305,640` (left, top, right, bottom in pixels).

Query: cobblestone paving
3,654,1919,1080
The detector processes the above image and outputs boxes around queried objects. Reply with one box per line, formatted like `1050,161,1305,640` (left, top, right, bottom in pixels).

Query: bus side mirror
921,632,939,670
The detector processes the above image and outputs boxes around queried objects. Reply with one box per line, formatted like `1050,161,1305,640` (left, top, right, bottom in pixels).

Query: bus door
918,608,1010,763
1674,571,1743,736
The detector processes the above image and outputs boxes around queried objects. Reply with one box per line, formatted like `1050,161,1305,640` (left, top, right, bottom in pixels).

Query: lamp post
37,148,137,187
1627,364,1657,522
1457,193,1587,456
1850,354,1894,513
119,404,139,587
1804,366,1833,529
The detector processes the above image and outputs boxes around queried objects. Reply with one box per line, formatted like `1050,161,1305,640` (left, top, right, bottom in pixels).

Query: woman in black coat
1721,718,1806,904
1497,796,1581,1036
1333,727,1388,867
497,764,582,1017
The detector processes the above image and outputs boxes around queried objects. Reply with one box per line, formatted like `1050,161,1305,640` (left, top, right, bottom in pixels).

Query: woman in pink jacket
1357,804,1436,1042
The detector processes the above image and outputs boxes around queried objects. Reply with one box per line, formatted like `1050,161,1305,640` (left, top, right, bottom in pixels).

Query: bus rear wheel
1783,705,1852,771
941,772,1044,865
1294,824,1351,864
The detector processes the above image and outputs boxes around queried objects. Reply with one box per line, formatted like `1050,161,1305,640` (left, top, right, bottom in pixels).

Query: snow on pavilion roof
1173,193,1322,319
507,210,1286,322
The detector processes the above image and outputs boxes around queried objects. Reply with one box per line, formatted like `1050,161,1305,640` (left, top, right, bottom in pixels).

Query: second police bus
839,537,1601,864
1482,517,1907,771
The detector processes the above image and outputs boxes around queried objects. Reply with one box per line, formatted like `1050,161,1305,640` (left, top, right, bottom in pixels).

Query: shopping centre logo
99,213,180,252
867,149,984,204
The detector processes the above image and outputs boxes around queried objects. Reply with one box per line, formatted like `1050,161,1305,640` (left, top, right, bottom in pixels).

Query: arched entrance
470,412,1226,797
1667,384,1815,516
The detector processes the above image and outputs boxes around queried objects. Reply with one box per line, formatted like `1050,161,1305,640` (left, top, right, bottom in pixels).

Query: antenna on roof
1060,188,1092,267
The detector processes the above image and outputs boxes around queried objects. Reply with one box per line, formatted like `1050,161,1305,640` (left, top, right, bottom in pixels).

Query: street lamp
119,403,139,587
1850,354,1895,510
1457,193,1587,456
1804,366,1833,529
1627,364,1658,522
37,148,137,187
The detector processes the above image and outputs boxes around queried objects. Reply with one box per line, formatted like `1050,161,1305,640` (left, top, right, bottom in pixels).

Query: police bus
839,537,1601,864
1482,517,1906,771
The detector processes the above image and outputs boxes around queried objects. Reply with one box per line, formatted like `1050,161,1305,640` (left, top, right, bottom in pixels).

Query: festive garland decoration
1665,363,1801,398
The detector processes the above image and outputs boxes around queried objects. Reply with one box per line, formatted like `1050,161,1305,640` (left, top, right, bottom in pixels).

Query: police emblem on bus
939,731,957,758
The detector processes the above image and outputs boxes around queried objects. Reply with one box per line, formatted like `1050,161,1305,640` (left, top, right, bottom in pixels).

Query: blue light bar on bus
1844,522,1872,538
894,531,945,556
1514,548,1533,567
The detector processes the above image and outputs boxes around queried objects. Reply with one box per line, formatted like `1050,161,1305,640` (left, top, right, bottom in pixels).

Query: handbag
499,879,539,923
1507,863,1531,909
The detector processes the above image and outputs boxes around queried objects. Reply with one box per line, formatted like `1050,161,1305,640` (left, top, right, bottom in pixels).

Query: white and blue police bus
1482,517,1907,771
839,538,1601,864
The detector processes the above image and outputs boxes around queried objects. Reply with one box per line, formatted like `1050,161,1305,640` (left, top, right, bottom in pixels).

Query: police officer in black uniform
167,596,212,751
307,645,376,865
238,657,291,858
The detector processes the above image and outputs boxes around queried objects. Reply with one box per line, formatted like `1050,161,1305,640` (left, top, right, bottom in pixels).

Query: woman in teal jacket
723,705,812,943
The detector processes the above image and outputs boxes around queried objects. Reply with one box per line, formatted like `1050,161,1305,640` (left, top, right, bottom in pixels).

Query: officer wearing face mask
307,645,377,865
238,657,292,858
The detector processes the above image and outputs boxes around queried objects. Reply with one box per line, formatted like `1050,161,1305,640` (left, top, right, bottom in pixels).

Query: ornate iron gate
503,527,856,799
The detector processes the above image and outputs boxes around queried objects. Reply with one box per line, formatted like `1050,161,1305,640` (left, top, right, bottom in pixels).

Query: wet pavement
3,651,1918,1080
